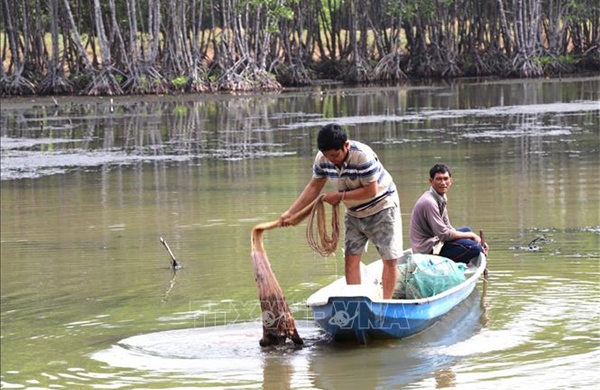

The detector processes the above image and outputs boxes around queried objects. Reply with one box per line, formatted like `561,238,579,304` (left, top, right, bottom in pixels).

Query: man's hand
278,211,293,227
322,190,344,205
482,241,490,255
471,232,490,254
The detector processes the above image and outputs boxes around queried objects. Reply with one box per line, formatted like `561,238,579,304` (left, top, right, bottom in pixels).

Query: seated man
409,164,488,263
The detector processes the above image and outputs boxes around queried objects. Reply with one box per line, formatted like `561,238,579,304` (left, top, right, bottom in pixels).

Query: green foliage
535,55,578,66
172,75,187,89
396,0,438,20
384,0,404,18
238,0,295,32
317,0,343,28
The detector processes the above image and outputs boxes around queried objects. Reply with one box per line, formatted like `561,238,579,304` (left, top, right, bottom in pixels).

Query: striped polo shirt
312,140,398,218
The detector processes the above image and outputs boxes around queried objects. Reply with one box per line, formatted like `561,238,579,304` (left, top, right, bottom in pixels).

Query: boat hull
307,254,487,344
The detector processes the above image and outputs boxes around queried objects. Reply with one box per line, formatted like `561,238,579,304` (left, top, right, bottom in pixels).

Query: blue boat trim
306,253,487,343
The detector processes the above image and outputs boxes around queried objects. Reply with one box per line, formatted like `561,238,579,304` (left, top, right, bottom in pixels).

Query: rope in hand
305,194,340,257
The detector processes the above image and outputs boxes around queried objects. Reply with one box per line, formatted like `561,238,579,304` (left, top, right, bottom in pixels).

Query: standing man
279,123,403,299
409,164,488,263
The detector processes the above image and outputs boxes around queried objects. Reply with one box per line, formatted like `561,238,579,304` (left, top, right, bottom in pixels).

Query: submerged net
393,254,467,299
251,195,339,346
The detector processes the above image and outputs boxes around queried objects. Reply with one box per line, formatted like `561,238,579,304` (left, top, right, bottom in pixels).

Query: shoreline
3,74,599,111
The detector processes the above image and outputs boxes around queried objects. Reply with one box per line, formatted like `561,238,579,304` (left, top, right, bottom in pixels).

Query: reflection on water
1,77,599,389
1,77,599,181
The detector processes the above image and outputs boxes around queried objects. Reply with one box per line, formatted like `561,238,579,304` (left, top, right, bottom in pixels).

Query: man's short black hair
317,123,347,151
429,164,452,179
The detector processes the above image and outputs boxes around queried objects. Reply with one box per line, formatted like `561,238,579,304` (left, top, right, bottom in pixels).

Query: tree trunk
38,0,73,94
510,0,544,77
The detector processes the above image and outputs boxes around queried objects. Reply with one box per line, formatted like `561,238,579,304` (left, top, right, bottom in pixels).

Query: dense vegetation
1,0,599,96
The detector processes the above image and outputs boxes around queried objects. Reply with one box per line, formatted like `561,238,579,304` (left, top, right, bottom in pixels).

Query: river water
1,76,599,389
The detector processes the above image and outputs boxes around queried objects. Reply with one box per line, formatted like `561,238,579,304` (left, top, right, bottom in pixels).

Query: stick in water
160,237,180,269
480,230,488,277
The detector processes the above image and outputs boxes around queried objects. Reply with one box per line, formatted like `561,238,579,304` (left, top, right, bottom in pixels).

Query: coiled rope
305,195,340,257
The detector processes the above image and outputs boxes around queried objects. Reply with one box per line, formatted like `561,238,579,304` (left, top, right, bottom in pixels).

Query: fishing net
251,195,339,346
393,254,467,299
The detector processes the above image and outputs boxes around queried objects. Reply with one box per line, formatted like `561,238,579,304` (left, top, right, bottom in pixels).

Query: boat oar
160,236,181,269
251,197,322,347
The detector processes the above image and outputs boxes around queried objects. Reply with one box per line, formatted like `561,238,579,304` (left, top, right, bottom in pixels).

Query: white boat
306,252,487,344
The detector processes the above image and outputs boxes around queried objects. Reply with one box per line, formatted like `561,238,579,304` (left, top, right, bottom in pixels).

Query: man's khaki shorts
344,205,403,260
